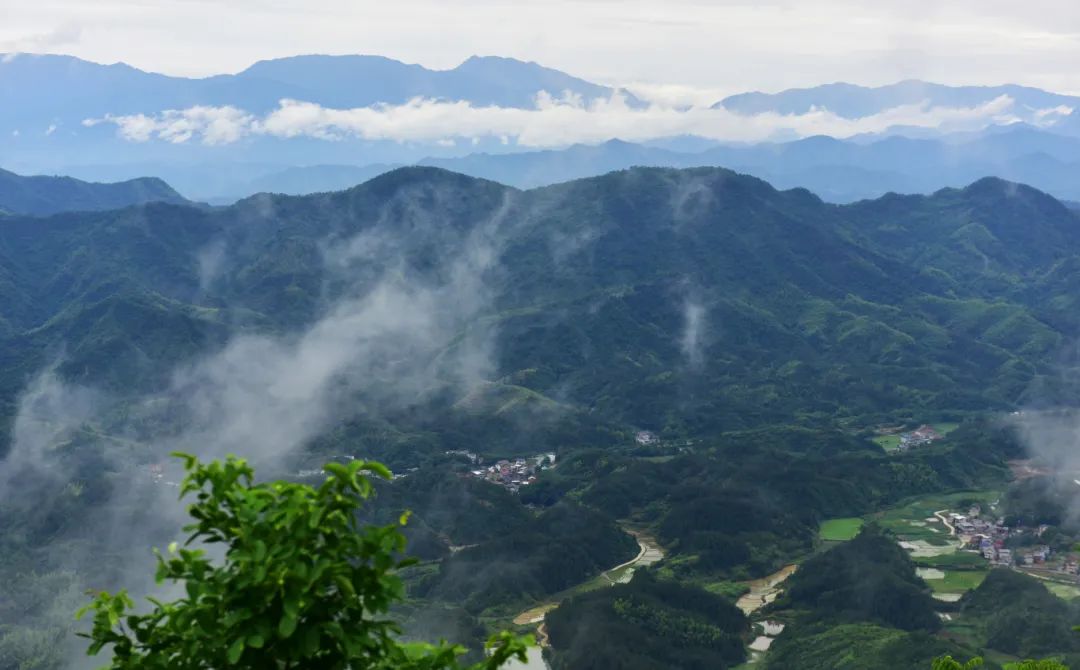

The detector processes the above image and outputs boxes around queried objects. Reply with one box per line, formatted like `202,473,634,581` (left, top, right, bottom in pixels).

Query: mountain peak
0,168,188,216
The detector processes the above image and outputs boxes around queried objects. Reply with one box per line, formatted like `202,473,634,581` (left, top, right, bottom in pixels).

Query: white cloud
0,23,81,59
44,123,56,136
1032,105,1075,127
623,82,733,109
84,106,254,145
84,92,1032,148
11,2,1080,93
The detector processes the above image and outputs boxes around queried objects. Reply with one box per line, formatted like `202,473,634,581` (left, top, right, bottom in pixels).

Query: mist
0,182,519,667
680,299,707,370
83,92,1048,149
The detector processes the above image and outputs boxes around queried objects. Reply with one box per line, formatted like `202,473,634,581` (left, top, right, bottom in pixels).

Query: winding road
934,509,956,536
511,530,664,627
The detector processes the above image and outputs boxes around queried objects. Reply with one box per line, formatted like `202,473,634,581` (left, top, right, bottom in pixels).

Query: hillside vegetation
1,167,1078,458
0,167,188,215
3,166,1080,668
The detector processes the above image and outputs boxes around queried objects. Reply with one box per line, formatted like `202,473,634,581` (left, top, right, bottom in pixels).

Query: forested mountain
0,168,188,215
4,165,1080,668
546,571,750,670
1,166,1078,457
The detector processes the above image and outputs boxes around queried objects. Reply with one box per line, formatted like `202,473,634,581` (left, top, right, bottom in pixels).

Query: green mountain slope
1,166,1078,457
0,167,189,216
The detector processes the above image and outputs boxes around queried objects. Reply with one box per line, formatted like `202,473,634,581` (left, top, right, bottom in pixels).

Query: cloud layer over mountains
84,92,1057,148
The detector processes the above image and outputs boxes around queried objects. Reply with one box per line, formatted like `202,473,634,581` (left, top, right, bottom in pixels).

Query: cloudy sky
3,0,1080,97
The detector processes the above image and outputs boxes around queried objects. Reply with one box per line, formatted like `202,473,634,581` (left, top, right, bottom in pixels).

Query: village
871,422,955,452
944,503,1079,577
450,450,558,493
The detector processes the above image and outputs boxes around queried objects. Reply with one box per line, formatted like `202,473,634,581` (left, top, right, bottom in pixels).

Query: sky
3,0,1080,97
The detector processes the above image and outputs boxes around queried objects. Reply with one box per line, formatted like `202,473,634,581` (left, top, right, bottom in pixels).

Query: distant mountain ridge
0,52,636,128
6,53,1080,202
0,168,188,215
715,79,1079,118
222,126,1080,203
0,52,642,186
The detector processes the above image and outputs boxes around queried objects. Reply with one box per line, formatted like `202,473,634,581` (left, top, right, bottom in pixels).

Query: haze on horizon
4,0,1080,99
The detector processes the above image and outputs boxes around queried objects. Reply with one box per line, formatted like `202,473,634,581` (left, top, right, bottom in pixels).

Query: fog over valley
5,3,1080,670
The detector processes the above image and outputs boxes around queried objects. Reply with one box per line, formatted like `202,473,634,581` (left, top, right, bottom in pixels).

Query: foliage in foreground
78,453,528,669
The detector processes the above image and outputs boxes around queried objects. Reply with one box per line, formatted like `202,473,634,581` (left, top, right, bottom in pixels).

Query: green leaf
278,612,298,639
73,454,528,668
227,638,245,664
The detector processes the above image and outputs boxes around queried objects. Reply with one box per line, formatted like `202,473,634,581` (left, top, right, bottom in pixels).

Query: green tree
78,453,528,669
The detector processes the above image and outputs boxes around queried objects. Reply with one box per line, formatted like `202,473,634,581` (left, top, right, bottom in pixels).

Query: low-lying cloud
0,183,519,664
83,91,1045,148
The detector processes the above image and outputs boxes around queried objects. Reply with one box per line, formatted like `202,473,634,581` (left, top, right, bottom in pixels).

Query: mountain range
3,164,1079,669
200,124,1080,203
6,52,1080,204
0,53,640,183
0,52,631,125
2,165,1078,460
0,168,188,215
715,79,1079,118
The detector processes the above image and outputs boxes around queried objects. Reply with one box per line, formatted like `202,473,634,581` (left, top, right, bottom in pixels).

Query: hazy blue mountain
205,140,693,198
0,167,188,215
235,54,634,109
217,127,1080,203
1042,108,1080,137
700,128,1080,201
716,79,1079,119
420,139,692,188
0,52,634,130
237,163,400,196
0,52,641,188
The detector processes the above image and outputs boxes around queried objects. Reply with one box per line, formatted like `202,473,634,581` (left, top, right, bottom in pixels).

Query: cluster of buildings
635,431,658,446
950,505,1017,565
468,452,556,492
950,505,1079,575
897,424,943,450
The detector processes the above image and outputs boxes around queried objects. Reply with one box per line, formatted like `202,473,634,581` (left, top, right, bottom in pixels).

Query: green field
914,551,987,569
703,580,751,601
873,423,960,452
1044,581,1080,600
872,434,901,451
924,569,988,593
933,422,961,436
874,491,998,544
819,517,864,541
